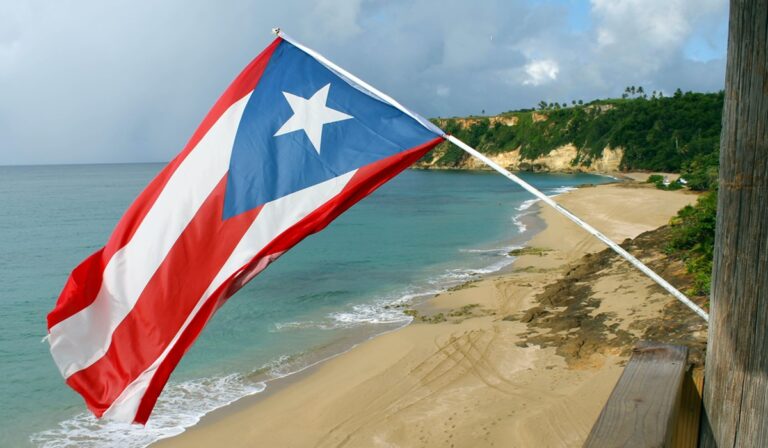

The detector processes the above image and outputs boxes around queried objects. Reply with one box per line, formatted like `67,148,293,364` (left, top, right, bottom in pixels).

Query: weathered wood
670,367,704,448
584,342,688,448
700,1,768,446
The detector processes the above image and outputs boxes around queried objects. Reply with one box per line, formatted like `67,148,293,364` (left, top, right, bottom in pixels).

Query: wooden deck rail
584,342,701,448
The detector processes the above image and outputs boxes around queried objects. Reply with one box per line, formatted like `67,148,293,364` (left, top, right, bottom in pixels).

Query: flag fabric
46,34,445,424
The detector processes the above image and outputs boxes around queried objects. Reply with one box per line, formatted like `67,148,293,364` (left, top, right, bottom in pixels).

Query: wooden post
700,0,768,446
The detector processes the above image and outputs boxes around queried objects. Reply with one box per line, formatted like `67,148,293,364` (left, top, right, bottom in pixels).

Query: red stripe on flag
66,177,261,416
132,136,443,423
47,38,283,330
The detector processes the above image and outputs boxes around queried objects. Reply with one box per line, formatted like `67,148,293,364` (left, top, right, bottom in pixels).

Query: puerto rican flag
46,33,444,423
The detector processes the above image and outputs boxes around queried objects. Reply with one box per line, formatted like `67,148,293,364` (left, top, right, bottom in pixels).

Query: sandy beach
154,178,707,448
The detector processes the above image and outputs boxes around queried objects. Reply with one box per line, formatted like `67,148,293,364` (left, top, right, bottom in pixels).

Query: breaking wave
30,374,267,448
30,182,577,448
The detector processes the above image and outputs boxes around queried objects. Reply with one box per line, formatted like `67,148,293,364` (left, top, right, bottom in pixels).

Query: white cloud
590,0,726,73
593,0,690,49
523,59,559,86
301,0,363,40
0,2,28,74
0,40,20,73
0,0,729,165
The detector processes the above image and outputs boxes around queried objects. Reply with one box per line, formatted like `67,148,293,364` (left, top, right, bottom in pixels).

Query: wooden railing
584,342,703,447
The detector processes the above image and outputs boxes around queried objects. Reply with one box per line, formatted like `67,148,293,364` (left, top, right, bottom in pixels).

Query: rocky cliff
422,111,624,173
418,141,624,174
421,92,723,175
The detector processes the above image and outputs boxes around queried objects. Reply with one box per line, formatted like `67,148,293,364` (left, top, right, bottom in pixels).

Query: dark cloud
0,0,727,165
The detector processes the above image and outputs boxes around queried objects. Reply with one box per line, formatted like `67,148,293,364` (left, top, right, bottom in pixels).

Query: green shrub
668,191,718,295
681,149,720,191
666,181,684,191
647,174,664,184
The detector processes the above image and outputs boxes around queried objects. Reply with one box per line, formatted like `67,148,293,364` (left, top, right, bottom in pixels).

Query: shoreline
154,178,701,448
147,184,551,439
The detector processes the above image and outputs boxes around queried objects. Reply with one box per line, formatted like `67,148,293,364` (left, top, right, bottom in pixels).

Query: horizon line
0,160,170,168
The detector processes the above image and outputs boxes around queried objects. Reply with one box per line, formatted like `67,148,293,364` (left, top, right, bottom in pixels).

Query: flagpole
272,28,709,323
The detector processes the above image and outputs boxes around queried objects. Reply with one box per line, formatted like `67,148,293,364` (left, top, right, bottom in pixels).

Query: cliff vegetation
420,89,723,191
421,88,722,296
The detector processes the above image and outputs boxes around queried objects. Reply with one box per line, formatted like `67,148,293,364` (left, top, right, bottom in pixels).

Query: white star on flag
274,83,353,154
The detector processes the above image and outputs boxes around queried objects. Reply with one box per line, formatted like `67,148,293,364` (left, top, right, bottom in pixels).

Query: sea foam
29,220,526,448
30,374,267,448
30,184,570,448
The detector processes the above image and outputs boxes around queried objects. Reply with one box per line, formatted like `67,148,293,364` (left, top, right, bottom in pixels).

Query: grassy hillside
426,89,723,297
426,90,723,191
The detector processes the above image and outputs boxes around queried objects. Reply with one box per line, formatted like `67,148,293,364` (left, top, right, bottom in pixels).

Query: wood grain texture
584,342,688,448
670,367,704,448
700,1,768,446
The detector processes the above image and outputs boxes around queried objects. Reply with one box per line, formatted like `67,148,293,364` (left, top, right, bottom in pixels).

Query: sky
0,0,729,165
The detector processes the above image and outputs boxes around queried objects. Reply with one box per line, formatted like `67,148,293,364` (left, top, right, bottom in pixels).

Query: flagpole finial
272,27,281,36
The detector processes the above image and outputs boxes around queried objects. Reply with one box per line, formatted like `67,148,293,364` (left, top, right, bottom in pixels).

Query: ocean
0,164,613,447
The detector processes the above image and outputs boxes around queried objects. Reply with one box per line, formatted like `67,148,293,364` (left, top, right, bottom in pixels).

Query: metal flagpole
273,28,709,323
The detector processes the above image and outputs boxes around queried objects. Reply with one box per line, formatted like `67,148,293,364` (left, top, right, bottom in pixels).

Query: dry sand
155,179,703,448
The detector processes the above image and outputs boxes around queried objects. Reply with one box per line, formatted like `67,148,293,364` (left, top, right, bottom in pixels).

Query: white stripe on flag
49,93,253,378
101,171,356,421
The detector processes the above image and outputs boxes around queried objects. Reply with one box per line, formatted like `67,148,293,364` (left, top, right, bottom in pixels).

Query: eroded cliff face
419,143,624,173
425,112,624,173
433,115,519,129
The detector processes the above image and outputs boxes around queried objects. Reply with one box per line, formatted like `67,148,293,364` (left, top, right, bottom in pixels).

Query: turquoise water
0,164,612,447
